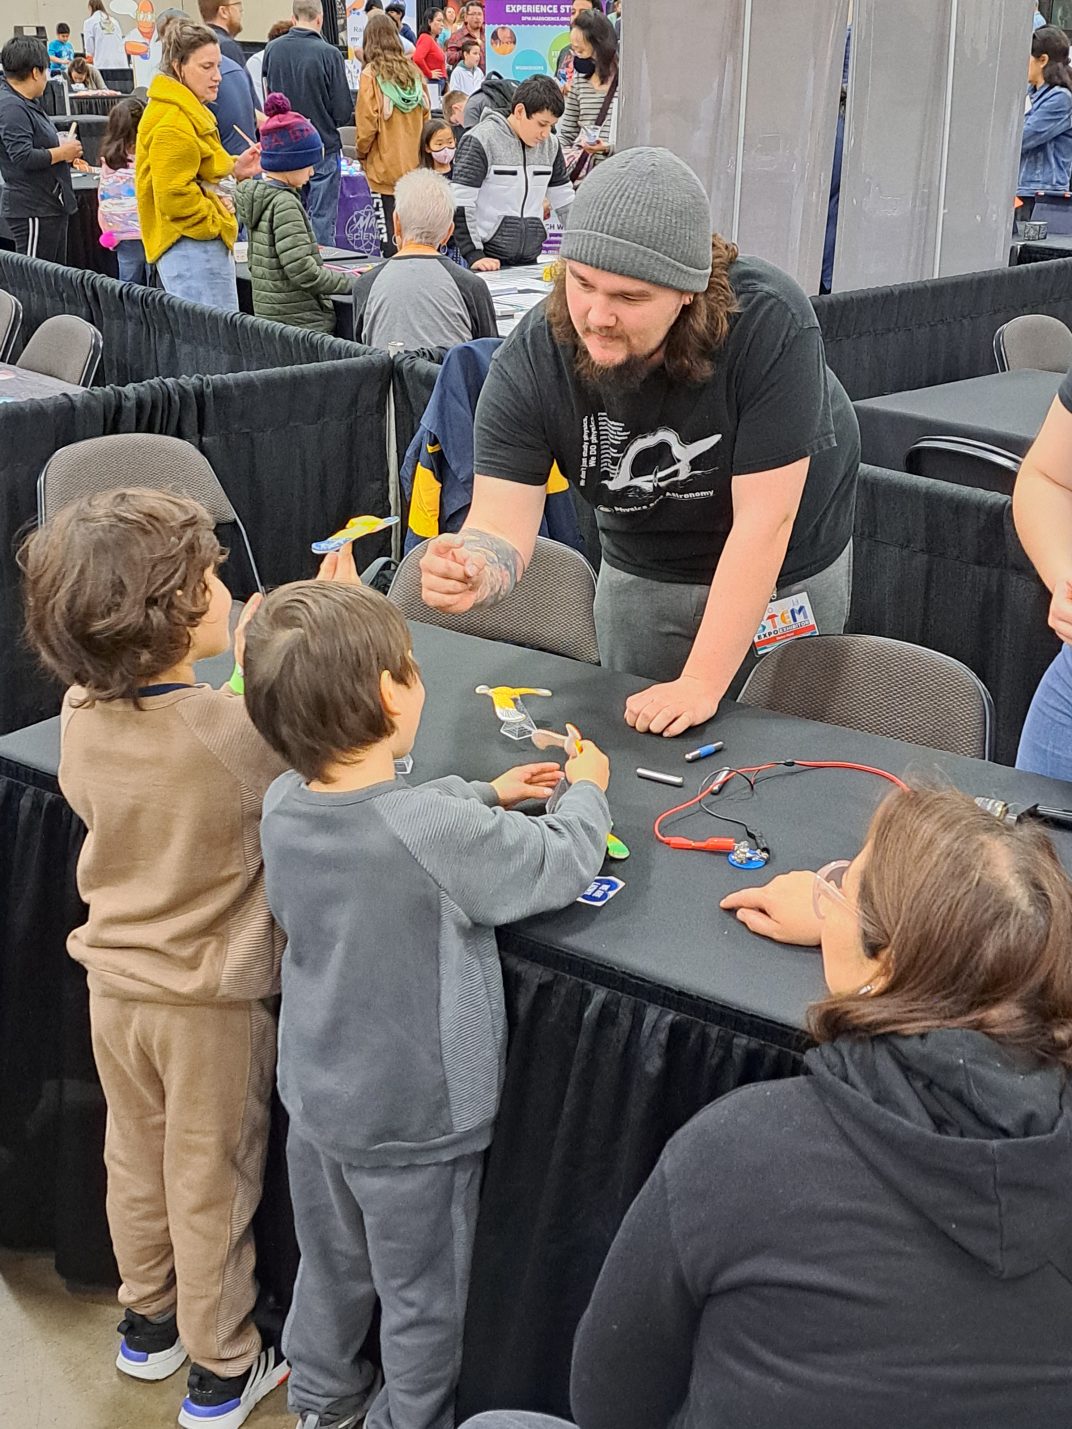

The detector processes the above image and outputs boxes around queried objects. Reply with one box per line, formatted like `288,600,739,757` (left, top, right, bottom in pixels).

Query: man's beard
572,332,663,397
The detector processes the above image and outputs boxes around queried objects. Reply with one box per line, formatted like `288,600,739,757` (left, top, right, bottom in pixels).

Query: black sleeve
453,263,499,339
473,332,555,485
328,49,355,127
350,265,380,344
262,40,275,95
570,1157,700,1429
451,131,489,263
731,315,837,476
0,101,53,172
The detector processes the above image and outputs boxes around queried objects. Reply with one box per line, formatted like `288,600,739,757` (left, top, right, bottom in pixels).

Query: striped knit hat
259,92,324,173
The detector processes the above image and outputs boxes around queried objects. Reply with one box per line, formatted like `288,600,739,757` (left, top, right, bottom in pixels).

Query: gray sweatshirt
261,771,611,1167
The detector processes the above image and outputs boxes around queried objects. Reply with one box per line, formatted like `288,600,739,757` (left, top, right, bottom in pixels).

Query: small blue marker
684,740,725,763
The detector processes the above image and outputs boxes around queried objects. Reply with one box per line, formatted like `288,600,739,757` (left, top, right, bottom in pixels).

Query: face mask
572,55,597,77
433,146,457,165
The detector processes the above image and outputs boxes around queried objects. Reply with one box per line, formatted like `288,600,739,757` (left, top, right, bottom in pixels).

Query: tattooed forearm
458,530,525,606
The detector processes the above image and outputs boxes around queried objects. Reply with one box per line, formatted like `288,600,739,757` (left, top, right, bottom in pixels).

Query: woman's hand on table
492,762,563,808
720,871,821,947
624,673,720,737
233,144,262,180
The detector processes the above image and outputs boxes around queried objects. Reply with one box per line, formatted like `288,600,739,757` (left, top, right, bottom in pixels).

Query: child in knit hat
235,93,354,333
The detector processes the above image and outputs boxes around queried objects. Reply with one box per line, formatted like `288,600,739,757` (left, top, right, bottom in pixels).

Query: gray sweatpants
461,1417,575,1428
283,1126,484,1429
593,540,854,688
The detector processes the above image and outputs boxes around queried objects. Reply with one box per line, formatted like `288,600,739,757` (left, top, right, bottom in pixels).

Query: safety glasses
813,859,852,921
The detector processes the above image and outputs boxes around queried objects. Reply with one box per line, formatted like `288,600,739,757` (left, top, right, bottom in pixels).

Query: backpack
462,71,517,129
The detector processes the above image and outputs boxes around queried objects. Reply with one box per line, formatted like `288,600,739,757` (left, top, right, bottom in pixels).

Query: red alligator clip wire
661,836,737,853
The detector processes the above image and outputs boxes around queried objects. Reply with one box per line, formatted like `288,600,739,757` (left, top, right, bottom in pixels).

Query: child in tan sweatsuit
18,487,355,1429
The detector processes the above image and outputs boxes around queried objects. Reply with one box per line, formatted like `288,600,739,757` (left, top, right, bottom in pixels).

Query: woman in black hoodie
464,786,1072,1429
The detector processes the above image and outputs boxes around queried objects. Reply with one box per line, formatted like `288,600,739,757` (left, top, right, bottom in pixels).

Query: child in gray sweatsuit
242,580,613,1429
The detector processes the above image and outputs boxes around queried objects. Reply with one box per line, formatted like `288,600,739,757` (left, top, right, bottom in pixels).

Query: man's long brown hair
546,235,740,386
809,786,1072,1070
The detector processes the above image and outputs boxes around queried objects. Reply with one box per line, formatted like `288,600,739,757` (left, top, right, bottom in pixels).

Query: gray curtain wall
618,0,849,293
834,0,1028,290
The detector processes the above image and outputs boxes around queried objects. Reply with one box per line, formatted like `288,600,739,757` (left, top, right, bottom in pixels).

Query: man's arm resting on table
419,474,546,609
626,458,808,737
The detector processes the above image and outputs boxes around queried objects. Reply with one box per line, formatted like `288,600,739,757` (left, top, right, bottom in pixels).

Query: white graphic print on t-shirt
580,413,722,510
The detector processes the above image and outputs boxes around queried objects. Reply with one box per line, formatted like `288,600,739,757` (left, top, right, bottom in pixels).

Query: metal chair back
16,314,102,387
0,288,22,362
738,632,994,760
904,436,1021,494
388,536,600,663
37,434,264,592
993,314,1072,374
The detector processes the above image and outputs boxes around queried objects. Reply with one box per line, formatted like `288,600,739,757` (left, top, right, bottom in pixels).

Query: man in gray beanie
421,147,859,737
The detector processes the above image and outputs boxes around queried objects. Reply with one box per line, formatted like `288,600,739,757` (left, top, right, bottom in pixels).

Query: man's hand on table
624,673,721,737
471,257,500,272
720,872,821,947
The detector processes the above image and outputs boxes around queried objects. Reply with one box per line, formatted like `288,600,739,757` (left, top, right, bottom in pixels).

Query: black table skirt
70,181,117,278
0,753,803,1417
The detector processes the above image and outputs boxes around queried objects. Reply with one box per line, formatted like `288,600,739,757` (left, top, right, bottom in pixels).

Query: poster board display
484,1,574,82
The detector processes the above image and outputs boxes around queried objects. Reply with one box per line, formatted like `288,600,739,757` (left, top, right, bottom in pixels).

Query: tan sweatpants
89,994,276,1378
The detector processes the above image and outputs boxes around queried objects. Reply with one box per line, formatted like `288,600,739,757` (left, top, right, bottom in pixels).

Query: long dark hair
1034,25,1072,92
547,235,739,386
809,786,1072,1070
101,96,145,170
571,8,617,84
419,6,443,36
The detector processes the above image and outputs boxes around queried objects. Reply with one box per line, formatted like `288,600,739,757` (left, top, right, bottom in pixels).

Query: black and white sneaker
115,1310,188,1381
294,1371,384,1428
177,1345,290,1429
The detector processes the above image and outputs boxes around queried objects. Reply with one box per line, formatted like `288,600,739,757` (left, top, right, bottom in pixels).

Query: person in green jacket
236,92,352,332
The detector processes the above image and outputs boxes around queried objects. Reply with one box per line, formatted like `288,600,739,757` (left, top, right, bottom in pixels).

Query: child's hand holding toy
491,763,564,809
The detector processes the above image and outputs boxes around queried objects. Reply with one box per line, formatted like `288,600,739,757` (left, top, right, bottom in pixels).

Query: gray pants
461,1417,575,1428
283,1127,484,1429
593,540,854,688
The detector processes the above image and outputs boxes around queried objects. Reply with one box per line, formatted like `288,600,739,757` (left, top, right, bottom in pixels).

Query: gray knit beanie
561,147,713,293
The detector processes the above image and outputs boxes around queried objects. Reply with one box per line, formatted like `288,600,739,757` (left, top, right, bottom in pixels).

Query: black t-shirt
474,254,859,584
1058,365,1072,415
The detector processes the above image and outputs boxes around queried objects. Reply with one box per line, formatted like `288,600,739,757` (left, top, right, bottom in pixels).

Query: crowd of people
7,7,1072,1429
0,0,620,324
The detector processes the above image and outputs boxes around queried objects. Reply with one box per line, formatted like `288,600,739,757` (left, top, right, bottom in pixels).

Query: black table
0,360,83,399
855,369,1062,472
69,172,118,279
1013,234,1072,265
4,623,1072,1417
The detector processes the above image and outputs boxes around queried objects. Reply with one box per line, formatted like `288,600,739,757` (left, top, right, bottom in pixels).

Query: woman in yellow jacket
137,19,261,309
356,12,429,256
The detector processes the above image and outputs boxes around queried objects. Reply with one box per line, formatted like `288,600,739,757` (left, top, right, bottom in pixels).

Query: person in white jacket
83,0,130,71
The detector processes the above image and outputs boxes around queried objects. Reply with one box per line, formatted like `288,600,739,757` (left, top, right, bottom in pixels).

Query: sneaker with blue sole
116,1311,188,1382
178,1345,290,1429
